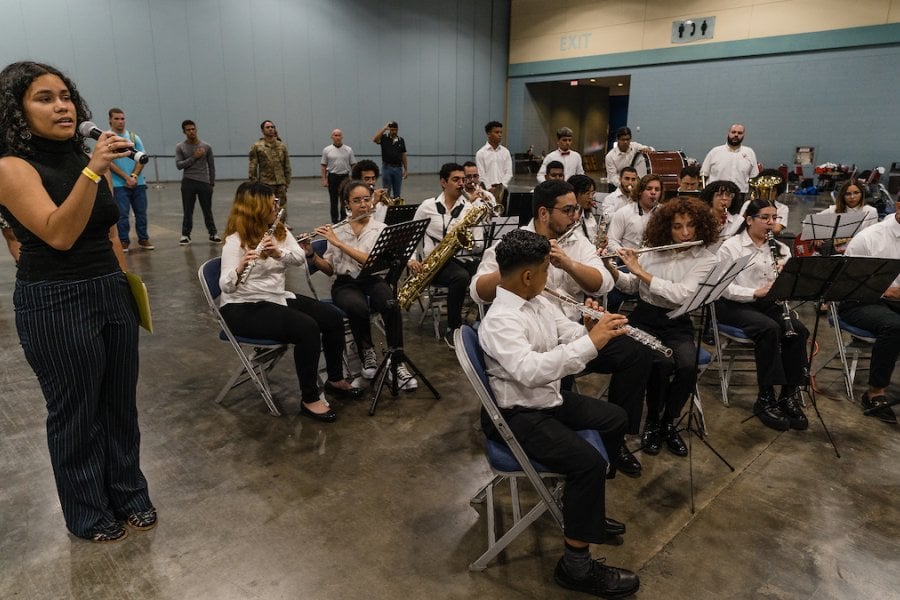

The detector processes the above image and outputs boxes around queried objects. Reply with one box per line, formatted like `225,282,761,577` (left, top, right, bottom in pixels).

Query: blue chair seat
827,313,875,341
485,429,607,473
218,330,283,346
698,347,712,365
717,322,750,340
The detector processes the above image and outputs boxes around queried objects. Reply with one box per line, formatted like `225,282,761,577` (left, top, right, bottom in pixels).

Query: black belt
383,162,402,167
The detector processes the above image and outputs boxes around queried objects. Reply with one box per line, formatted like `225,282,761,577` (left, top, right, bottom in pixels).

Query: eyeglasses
751,214,777,222
715,192,735,199
464,174,480,180
349,196,372,205
552,205,581,216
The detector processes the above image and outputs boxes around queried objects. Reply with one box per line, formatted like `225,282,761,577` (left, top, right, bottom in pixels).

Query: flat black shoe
324,380,363,399
88,520,128,543
640,423,662,455
754,393,790,431
779,390,809,430
554,557,640,598
126,508,158,530
664,424,688,457
300,402,337,423
617,447,642,478
862,393,898,424
604,517,626,536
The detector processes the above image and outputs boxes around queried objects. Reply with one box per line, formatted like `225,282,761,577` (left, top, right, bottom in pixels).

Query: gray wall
508,43,900,174
0,0,510,182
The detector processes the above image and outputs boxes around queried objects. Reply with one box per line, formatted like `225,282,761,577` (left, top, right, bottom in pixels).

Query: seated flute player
219,182,361,423
605,198,720,456
471,180,653,478
478,228,640,599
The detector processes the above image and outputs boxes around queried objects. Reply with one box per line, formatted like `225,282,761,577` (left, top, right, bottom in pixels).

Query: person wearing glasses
568,174,599,243
736,168,791,235
412,163,487,348
715,198,809,431
471,180,652,478
309,180,418,390
462,161,496,205
700,180,742,240
605,174,662,254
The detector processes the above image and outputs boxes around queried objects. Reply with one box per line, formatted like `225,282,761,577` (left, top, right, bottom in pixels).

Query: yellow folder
125,271,153,333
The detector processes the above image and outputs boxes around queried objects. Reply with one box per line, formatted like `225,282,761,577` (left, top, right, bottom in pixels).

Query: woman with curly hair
700,179,742,239
605,197,719,456
219,181,362,423
0,61,154,542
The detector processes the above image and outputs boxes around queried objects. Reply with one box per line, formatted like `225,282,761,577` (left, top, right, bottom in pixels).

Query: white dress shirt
475,142,513,187
717,230,790,303
600,188,630,219
616,245,719,309
470,221,613,320
413,192,485,257
606,203,656,253
604,142,650,187
701,145,760,193
845,214,900,288
322,218,386,277
219,232,305,306
478,287,598,410
536,149,584,183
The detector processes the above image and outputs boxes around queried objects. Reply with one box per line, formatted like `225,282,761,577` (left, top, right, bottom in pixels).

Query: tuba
748,173,783,202
396,201,492,310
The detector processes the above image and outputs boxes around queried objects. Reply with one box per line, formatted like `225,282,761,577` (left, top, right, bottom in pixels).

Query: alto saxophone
396,201,492,310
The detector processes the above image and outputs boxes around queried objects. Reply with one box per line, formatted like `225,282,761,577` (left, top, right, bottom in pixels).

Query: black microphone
78,121,150,164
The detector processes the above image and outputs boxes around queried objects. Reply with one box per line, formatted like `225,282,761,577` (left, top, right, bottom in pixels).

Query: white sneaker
387,361,418,391
361,348,378,379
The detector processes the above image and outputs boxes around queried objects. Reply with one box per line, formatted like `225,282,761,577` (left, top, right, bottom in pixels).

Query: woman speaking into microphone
605,198,719,456
0,61,154,542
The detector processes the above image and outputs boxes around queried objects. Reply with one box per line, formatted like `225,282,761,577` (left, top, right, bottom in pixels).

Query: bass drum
631,151,687,191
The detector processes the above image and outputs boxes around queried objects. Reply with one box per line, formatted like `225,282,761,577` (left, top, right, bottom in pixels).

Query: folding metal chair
453,325,608,571
813,303,875,401
198,257,289,416
708,303,756,407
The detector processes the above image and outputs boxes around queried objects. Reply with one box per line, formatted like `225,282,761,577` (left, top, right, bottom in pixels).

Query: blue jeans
382,165,403,198
114,185,149,242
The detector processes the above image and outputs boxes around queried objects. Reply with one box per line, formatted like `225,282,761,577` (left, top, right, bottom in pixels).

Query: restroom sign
671,17,715,43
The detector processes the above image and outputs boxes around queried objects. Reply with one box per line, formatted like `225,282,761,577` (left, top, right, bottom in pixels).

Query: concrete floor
0,174,897,600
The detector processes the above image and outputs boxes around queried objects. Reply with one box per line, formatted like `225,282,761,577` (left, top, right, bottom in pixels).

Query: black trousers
715,298,809,388
15,272,151,538
564,335,653,435
332,274,403,352
180,178,216,237
220,296,345,402
482,392,627,544
327,172,349,223
838,299,900,389
629,301,698,425
433,258,478,331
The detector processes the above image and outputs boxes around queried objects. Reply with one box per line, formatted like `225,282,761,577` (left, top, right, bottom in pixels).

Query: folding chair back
708,303,756,407
812,303,875,401
198,258,290,416
453,325,607,570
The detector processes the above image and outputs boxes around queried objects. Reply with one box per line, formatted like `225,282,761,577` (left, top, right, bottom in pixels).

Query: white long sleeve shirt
536,149,584,183
475,142,513,187
478,287,598,410
604,142,650,187
606,203,656,253
413,193,485,257
616,245,719,309
717,230,790,303
322,218,386,278
845,214,900,288
219,231,305,306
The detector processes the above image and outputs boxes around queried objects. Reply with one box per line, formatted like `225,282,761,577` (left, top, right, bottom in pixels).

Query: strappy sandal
126,508,158,530
90,520,128,543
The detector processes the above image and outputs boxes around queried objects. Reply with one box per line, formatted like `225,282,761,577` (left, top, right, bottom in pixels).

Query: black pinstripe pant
14,272,152,538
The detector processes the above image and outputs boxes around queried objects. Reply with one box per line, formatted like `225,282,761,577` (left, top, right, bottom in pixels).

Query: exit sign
671,17,715,43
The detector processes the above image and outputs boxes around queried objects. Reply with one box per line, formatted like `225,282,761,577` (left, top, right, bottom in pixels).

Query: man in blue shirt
108,108,152,251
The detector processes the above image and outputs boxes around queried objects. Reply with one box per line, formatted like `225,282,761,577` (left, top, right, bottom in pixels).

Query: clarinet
765,231,798,338
238,208,285,285
542,288,673,357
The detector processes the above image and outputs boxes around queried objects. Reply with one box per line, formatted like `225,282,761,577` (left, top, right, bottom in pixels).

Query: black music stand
764,255,900,457
357,219,441,415
799,212,872,255
384,204,419,226
666,254,755,513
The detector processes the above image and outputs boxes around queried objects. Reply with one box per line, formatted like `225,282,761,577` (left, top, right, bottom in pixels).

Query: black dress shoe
324,380,363,399
862,393,898,424
753,392,790,431
300,402,337,423
663,423,688,457
779,389,809,430
640,422,662,455
604,517,626,536
554,557,640,598
617,446,641,478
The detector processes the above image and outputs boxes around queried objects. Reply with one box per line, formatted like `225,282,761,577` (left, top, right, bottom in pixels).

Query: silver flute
238,208,285,285
542,288,674,357
598,240,702,260
294,209,376,243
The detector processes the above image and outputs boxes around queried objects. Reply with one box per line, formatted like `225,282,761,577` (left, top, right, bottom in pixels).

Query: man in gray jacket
176,120,219,245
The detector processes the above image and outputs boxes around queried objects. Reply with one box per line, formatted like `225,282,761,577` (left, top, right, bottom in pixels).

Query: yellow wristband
81,167,101,183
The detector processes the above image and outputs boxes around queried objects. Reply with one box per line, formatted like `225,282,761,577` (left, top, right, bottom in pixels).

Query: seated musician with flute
715,198,809,431
308,180,418,391
839,196,900,424
471,180,652,477
604,198,719,456
478,228,640,599
219,182,361,423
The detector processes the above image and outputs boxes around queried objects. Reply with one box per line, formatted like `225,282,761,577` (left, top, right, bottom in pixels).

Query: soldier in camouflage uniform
249,120,292,220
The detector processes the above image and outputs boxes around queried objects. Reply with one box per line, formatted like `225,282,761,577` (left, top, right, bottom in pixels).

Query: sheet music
800,211,871,241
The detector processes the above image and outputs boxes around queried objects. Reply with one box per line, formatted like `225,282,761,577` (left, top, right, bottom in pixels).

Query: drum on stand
631,150,687,192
